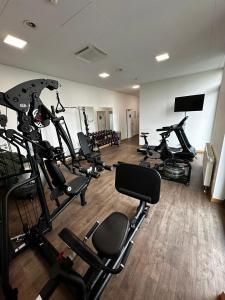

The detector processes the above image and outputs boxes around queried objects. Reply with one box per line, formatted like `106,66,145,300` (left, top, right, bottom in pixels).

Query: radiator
203,143,215,192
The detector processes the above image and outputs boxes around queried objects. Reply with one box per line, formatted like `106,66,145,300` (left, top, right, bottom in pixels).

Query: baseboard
211,197,224,204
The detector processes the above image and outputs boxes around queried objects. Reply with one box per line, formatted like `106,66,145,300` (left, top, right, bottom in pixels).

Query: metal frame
37,195,150,300
0,79,95,300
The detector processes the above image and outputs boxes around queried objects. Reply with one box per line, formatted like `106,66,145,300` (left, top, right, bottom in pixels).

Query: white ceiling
0,0,225,95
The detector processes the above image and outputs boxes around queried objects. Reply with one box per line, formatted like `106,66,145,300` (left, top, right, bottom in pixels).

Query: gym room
0,0,225,299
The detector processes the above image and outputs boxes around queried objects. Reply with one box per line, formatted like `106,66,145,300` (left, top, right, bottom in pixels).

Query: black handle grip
113,161,123,168
85,221,100,240
59,228,104,270
56,108,65,113
90,171,100,179
96,160,104,167
156,128,170,132
104,165,113,171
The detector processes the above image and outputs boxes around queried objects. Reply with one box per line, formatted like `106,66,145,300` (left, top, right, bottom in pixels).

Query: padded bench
59,212,130,261
92,212,129,258
45,159,90,205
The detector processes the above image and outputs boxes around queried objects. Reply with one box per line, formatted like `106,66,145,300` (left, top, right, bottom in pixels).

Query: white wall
0,64,139,150
211,67,225,200
212,135,225,200
140,70,223,150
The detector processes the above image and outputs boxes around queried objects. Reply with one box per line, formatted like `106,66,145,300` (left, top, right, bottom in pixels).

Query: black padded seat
92,212,129,258
67,176,89,195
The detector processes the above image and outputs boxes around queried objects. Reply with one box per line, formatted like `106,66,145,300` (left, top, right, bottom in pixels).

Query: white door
126,109,136,138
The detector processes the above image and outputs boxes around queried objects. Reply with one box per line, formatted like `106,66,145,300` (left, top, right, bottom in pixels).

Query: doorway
126,109,137,138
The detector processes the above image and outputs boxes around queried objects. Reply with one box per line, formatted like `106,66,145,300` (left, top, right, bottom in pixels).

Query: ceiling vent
74,44,108,63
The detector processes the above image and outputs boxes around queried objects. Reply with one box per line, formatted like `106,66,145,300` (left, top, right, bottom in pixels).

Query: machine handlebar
156,116,188,133
156,126,171,132
178,116,188,127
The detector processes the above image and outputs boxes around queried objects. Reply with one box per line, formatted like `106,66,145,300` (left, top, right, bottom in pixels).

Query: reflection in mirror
95,107,113,131
79,106,95,134
78,106,120,149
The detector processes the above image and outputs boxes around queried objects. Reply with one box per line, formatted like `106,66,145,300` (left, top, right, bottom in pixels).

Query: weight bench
38,162,161,300
45,159,90,207
78,132,112,172
78,132,101,161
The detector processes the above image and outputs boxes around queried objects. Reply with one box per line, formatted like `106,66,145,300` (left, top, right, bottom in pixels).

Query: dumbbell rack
89,130,120,148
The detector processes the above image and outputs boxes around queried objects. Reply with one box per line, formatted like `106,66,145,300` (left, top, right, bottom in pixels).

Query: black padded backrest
115,163,161,204
77,132,91,157
45,159,66,187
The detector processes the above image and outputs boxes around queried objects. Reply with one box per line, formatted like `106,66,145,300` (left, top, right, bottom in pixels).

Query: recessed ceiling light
155,53,170,62
3,34,27,49
132,84,140,89
99,72,110,78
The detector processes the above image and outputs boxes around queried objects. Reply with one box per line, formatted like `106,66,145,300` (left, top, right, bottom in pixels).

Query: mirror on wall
96,107,113,131
79,106,114,133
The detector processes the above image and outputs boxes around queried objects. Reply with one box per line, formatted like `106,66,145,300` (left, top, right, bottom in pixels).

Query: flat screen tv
174,94,205,112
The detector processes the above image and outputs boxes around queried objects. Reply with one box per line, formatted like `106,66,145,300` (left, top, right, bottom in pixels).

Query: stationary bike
138,130,173,162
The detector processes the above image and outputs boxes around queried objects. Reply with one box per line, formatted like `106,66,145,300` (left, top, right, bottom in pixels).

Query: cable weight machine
0,79,110,300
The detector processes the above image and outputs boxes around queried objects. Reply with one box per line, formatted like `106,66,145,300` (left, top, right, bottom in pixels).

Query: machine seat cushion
67,176,89,195
92,212,129,258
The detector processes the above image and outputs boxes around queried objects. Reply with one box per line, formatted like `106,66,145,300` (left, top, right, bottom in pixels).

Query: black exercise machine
138,117,196,162
139,144,192,186
138,119,194,185
50,104,79,172
0,79,107,299
36,162,161,300
77,131,112,172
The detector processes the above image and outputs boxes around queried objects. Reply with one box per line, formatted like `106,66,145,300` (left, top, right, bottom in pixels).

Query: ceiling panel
0,0,91,42
37,2,111,58
0,0,224,95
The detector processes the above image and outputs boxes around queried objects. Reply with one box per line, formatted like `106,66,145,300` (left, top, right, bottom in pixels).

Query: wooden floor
4,137,225,300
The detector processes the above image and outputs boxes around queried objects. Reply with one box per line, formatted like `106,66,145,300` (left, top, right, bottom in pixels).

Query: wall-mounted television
174,94,205,112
